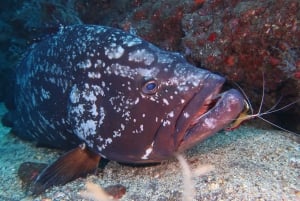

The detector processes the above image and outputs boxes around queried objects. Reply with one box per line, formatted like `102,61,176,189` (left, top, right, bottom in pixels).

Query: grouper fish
4,25,245,194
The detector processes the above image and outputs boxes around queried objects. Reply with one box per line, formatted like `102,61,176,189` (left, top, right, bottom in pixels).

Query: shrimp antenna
231,82,254,114
227,71,300,135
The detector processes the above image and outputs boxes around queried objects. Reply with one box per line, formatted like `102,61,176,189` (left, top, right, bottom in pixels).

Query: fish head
131,56,245,162
67,26,244,163
92,49,244,163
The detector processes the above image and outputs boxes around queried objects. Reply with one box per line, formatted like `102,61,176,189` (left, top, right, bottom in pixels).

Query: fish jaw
150,72,244,160
176,88,245,152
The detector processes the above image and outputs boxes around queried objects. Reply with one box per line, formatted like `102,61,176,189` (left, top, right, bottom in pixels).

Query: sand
0,102,299,201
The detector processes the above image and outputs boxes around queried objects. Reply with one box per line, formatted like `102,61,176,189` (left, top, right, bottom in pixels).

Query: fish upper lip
175,86,245,152
187,92,222,128
173,74,224,148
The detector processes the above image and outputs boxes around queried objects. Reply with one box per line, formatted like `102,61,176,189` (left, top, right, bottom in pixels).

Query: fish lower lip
185,89,243,136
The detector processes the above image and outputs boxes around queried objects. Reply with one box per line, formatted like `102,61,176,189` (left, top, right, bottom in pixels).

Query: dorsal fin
30,144,100,195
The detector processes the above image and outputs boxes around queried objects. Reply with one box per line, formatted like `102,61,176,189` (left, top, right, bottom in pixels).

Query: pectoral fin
30,144,100,195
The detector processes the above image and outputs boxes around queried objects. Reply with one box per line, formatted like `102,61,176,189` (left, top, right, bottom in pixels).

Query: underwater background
0,0,299,200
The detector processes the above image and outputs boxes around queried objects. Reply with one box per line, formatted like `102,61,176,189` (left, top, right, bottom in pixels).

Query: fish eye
142,79,158,95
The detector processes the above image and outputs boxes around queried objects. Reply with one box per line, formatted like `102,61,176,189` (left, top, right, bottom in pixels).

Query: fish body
12,25,244,163
7,25,244,193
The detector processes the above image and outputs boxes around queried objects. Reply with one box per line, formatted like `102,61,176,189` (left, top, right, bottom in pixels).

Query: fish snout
176,82,245,152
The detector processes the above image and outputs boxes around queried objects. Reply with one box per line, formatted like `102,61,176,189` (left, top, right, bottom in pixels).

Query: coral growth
181,0,300,85
125,0,190,51
0,0,299,132
14,0,81,29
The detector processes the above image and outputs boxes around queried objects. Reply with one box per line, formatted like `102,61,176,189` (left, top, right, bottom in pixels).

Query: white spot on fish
94,59,104,68
98,107,105,127
113,130,121,138
105,45,125,59
128,49,155,65
168,111,174,118
41,88,51,100
83,85,97,102
90,104,98,116
71,104,84,115
88,72,101,79
141,142,154,160
77,59,92,69
157,52,175,63
110,63,135,79
162,120,171,127
123,36,142,47
133,124,144,134
76,119,97,139
91,84,105,97
121,123,125,130
70,85,80,103
134,97,139,104
96,137,113,151
204,118,216,129
140,124,144,131
163,98,169,105
136,67,159,77
184,112,190,118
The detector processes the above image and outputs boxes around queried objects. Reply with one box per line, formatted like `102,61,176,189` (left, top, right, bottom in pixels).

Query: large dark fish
5,25,244,193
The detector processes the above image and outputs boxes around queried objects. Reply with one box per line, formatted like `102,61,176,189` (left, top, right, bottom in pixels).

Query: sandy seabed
0,103,299,201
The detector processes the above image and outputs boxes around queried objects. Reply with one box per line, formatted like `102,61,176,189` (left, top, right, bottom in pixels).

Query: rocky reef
0,0,299,132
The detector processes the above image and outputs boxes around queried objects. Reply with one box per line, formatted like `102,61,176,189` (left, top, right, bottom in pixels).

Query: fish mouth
176,80,245,152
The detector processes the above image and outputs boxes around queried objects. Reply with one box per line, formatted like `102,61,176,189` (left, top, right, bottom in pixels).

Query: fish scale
4,24,245,194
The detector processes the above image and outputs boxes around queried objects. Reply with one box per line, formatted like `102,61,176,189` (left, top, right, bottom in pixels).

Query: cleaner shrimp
226,75,300,134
